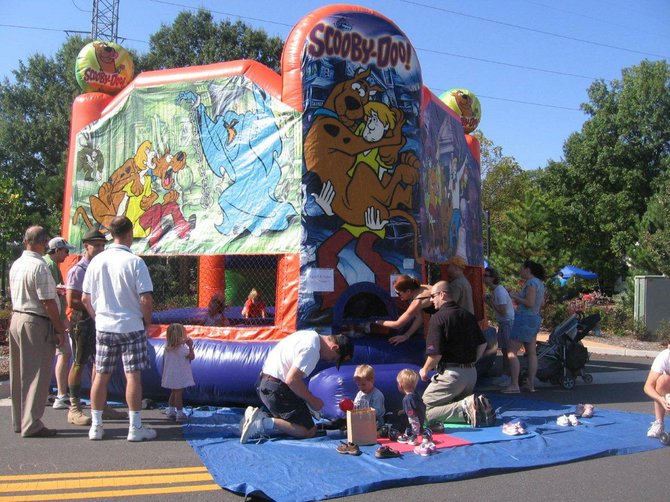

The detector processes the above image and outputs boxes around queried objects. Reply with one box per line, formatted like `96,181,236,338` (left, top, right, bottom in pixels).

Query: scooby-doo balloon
75,41,133,94
439,88,481,134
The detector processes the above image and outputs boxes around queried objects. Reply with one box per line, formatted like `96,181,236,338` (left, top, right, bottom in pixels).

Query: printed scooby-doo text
307,23,412,70
83,68,127,88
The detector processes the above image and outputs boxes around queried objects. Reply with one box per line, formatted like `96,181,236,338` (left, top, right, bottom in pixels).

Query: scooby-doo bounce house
61,4,484,411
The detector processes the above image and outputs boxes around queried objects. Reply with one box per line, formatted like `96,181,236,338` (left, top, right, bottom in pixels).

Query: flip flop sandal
375,445,401,458
336,441,362,455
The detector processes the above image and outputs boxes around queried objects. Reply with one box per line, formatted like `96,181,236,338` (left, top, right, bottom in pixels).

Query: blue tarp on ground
560,265,598,280
183,395,664,501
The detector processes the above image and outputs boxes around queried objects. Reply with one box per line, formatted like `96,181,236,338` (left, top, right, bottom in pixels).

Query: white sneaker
88,425,104,440
239,406,266,443
175,410,188,422
127,426,157,442
52,395,70,410
647,420,665,438
567,414,580,426
556,415,570,426
165,409,177,419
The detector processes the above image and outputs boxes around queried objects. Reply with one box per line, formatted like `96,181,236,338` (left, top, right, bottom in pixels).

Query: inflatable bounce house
60,4,485,415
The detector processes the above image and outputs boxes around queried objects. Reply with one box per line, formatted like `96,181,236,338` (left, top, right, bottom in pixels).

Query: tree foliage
489,188,566,281
139,10,284,73
538,60,670,291
632,174,670,276
0,35,84,237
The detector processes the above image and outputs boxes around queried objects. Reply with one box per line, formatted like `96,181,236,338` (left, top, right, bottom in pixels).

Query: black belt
443,362,476,369
12,310,49,320
261,373,282,383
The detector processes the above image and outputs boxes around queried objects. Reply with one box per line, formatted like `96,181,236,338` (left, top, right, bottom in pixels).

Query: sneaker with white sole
567,414,580,426
127,426,157,442
239,406,267,444
175,410,188,422
165,409,177,420
52,395,70,410
647,419,665,438
413,439,436,456
88,425,104,440
556,415,570,426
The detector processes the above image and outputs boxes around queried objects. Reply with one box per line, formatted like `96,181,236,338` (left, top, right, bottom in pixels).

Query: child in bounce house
353,364,386,428
643,335,670,438
162,323,195,422
241,288,267,319
202,292,229,327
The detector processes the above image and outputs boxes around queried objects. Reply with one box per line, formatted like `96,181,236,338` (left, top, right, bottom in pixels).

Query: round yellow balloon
439,88,481,133
75,41,134,94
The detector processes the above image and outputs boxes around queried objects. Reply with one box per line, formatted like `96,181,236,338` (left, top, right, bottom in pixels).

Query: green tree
538,60,670,291
490,189,566,281
0,177,31,262
632,174,670,275
0,35,84,235
139,10,284,73
476,131,530,260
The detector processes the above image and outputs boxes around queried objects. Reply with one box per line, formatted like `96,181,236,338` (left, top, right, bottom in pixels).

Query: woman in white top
483,267,514,382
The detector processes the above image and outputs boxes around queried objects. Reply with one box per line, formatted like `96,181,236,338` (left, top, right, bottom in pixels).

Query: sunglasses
430,291,445,299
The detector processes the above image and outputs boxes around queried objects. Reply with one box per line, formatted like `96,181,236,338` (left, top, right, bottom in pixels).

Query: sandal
336,441,361,456
375,445,401,458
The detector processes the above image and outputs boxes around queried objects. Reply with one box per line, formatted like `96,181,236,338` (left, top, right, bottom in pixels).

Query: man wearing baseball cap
64,229,122,426
240,330,354,443
44,236,75,410
446,255,474,315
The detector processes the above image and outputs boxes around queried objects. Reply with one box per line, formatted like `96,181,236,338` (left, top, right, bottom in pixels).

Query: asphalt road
0,354,667,502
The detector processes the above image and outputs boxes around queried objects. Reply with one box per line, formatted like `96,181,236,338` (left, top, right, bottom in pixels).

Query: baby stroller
522,313,600,390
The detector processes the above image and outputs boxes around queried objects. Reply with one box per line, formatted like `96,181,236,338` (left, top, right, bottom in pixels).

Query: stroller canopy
560,265,598,280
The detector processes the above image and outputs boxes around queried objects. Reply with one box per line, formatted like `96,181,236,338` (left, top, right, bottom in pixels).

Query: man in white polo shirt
82,216,156,442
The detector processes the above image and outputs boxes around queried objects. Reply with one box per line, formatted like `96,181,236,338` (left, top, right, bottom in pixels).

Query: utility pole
91,0,119,42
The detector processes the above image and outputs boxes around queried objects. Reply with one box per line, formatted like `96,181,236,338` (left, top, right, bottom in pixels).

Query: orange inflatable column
198,256,226,308
273,253,299,335
465,133,480,161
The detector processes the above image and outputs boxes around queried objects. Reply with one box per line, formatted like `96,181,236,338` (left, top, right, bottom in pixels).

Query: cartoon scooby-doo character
93,41,120,74
73,140,154,233
304,69,420,310
137,148,196,248
77,146,104,181
176,85,297,236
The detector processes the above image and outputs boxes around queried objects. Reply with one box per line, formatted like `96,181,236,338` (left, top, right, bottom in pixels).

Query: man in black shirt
419,281,496,427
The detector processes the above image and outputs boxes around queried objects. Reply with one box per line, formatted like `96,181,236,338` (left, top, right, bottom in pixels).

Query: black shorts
70,317,96,367
257,378,314,431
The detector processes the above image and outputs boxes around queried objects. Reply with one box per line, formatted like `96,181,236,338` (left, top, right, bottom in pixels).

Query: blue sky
1,0,668,170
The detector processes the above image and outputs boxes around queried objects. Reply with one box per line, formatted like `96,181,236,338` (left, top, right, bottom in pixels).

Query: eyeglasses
430,291,445,299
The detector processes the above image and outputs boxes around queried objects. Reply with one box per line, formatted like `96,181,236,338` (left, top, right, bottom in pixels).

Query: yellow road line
0,466,208,482
1,472,214,493
0,483,221,501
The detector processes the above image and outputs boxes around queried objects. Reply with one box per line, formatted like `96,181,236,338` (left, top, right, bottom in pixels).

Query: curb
584,345,658,358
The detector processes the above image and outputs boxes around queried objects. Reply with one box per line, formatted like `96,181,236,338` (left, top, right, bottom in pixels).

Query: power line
0,23,148,44
399,0,669,59
430,87,582,111
415,46,606,81
149,0,293,28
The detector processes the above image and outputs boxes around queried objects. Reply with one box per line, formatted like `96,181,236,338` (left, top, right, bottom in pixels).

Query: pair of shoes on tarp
375,445,401,458
502,420,527,435
557,414,580,426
